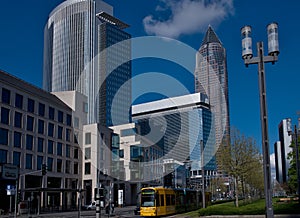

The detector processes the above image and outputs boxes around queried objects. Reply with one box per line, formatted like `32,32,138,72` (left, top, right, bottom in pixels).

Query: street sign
2,164,18,180
6,185,16,195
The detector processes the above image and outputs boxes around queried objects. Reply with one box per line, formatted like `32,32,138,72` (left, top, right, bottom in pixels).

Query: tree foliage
287,140,298,195
217,127,264,207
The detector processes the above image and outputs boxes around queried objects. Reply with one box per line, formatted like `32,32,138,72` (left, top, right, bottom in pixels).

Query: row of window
0,127,78,158
1,88,72,125
0,149,79,174
0,109,73,141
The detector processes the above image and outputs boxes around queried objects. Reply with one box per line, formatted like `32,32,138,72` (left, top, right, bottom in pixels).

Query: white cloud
143,0,234,38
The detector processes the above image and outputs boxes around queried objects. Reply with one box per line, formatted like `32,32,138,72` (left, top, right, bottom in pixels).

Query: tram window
166,194,172,206
156,193,160,206
160,195,164,206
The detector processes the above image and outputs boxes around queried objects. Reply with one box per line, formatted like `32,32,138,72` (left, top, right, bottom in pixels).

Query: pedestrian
105,202,109,214
111,202,114,213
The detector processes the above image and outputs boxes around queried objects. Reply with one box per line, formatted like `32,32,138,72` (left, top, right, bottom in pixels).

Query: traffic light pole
14,177,18,218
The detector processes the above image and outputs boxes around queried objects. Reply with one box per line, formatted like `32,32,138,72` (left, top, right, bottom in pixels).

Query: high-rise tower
43,0,131,126
194,26,230,149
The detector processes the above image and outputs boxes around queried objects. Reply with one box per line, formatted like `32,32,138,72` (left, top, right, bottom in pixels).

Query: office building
0,69,85,211
274,141,283,183
43,0,132,126
132,93,216,188
194,25,230,149
277,119,292,183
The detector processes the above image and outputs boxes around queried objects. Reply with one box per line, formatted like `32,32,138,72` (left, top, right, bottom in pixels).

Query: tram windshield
141,189,155,207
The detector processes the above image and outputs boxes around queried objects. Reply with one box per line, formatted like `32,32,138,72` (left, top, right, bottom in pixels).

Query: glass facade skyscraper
43,0,131,125
194,26,230,148
132,93,216,172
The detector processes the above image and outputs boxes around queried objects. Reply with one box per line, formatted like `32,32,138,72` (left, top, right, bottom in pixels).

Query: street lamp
286,117,300,204
241,22,279,218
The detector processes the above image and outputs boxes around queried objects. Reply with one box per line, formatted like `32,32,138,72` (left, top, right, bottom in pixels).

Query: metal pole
201,140,205,208
14,174,19,218
257,41,274,218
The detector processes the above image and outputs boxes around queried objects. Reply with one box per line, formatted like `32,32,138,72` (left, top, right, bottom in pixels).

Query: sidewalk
0,205,136,218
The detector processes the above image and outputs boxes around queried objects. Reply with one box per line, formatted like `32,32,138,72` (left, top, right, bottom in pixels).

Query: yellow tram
140,186,208,217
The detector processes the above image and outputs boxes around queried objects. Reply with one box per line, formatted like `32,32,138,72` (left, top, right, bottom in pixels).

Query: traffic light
42,164,47,175
17,191,22,203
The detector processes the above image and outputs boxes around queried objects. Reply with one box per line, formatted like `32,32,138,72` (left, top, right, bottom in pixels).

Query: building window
57,159,62,173
37,137,44,152
49,107,55,120
66,144,70,158
14,111,22,128
26,134,33,150
57,142,63,156
48,140,54,154
15,93,23,109
58,110,63,123
0,128,8,145
66,160,70,174
48,123,54,137
47,157,53,172
0,149,7,164
27,98,35,113
85,162,91,175
38,103,45,117
13,152,21,167
74,117,79,128
74,148,78,159
38,119,44,134
37,156,43,170
67,114,72,126
119,149,124,158
74,132,79,144
1,107,10,125
25,154,32,169
74,163,78,174
2,88,10,104
66,129,71,142
85,132,91,144
85,147,91,160
14,132,22,148
26,115,34,131
83,102,88,113
58,126,63,139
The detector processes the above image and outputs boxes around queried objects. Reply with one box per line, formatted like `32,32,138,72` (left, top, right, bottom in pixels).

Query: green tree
287,141,298,195
217,128,264,207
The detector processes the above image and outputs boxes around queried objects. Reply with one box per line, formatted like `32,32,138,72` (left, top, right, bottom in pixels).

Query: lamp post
241,22,279,218
201,140,205,208
286,117,300,204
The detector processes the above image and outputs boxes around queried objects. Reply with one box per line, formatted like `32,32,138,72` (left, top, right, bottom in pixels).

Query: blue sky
0,0,299,157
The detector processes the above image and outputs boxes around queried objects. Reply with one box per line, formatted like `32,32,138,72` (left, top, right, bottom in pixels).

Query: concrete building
82,123,113,206
0,70,85,211
110,123,163,205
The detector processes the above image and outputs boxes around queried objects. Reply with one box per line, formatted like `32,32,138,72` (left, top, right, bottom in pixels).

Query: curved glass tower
194,26,230,148
43,0,131,125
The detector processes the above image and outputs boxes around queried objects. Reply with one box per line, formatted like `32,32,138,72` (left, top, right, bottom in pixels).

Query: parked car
83,201,96,210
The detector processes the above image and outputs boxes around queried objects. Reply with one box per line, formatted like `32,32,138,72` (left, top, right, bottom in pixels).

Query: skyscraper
43,0,131,125
194,26,230,149
277,119,292,183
